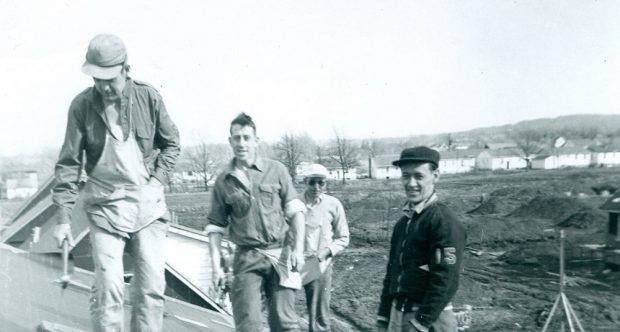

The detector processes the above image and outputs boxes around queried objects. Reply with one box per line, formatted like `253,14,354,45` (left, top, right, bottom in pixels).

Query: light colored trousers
89,219,168,332
304,265,333,332
387,302,457,332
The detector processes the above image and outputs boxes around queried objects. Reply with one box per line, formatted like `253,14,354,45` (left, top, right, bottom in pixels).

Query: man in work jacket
377,146,466,332
52,34,180,332
300,163,350,332
205,112,306,332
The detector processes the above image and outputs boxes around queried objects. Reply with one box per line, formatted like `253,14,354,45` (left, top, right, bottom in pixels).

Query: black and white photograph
1,1,619,331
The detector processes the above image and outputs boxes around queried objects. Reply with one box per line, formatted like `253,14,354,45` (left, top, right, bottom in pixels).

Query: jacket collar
402,192,438,218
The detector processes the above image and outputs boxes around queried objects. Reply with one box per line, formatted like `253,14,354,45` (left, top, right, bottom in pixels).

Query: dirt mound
557,210,606,229
468,187,546,215
509,195,598,221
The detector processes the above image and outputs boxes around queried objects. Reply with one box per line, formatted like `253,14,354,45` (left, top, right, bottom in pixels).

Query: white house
591,146,620,167
3,171,38,199
532,155,559,170
370,155,401,179
554,147,592,168
326,167,357,181
476,149,527,170
438,150,478,174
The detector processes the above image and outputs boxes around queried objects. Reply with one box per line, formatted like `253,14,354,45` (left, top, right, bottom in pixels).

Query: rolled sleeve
205,224,227,236
206,176,230,230
284,198,306,219
277,163,304,219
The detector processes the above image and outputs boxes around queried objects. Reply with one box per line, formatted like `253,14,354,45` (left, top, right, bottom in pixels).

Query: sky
1,0,620,156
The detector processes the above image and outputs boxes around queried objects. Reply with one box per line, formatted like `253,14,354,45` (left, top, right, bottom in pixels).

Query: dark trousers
231,249,299,332
304,265,333,332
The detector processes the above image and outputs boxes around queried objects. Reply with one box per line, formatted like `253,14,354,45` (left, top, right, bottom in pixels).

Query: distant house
475,149,526,170
438,150,478,174
3,171,38,199
531,155,559,170
369,150,478,177
326,167,357,181
554,146,592,168
370,155,401,179
591,145,620,167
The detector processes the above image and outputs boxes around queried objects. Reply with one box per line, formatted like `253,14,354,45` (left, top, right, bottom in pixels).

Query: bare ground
130,168,620,331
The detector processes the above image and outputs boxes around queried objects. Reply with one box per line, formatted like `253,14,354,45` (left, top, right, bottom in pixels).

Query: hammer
60,238,70,289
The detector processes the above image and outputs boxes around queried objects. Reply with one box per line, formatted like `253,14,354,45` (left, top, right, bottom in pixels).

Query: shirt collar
91,77,133,104
303,192,324,207
225,156,265,174
402,192,438,217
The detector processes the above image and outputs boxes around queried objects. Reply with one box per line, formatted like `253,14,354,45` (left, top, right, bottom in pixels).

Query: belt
237,241,283,251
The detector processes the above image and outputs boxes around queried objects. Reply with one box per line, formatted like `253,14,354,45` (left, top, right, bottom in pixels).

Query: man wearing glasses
377,147,465,332
300,164,349,332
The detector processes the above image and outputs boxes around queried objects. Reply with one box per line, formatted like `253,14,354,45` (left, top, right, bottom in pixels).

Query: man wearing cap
377,147,466,332
52,34,180,332
205,113,306,332
300,164,349,332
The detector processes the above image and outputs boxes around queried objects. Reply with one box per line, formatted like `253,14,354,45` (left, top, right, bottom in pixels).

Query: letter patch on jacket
436,247,457,265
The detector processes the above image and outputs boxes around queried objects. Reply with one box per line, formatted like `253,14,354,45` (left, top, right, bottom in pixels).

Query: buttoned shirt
301,193,349,265
53,78,180,225
206,158,305,248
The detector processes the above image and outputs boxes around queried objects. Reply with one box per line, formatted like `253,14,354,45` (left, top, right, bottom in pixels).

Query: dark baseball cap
392,146,440,167
81,34,127,79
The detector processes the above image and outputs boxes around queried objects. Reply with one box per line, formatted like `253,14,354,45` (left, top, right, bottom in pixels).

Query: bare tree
274,132,316,180
512,129,543,170
330,129,358,184
188,141,229,191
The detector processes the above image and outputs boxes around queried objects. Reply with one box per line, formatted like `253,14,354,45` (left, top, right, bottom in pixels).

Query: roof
478,148,525,158
600,192,620,212
484,142,518,150
0,243,234,331
439,149,484,159
1,176,235,325
372,154,399,167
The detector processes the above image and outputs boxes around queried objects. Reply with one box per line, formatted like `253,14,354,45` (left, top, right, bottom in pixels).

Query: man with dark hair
377,146,466,332
206,113,306,332
52,34,180,331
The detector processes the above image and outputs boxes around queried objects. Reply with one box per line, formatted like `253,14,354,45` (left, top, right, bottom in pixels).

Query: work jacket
378,198,466,328
53,78,180,225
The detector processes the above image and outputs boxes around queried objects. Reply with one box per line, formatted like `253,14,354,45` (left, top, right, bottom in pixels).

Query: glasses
308,179,326,186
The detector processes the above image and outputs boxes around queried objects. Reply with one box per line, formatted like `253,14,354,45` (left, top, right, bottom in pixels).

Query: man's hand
53,224,75,248
290,249,305,272
317,248,331,262
212,266,226,290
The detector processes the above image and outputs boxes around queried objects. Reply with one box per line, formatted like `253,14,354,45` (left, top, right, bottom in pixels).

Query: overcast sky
1,0,620,156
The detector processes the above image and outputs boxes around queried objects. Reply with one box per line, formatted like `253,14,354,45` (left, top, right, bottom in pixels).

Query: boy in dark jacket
377,146,466,332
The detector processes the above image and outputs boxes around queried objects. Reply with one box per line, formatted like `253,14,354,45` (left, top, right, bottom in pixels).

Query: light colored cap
81,34,127,79
305,164,329,178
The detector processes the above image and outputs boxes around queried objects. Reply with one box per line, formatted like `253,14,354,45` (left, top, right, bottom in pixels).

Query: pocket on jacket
258,184,281,211
135,123,154,155
225,188,251,218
